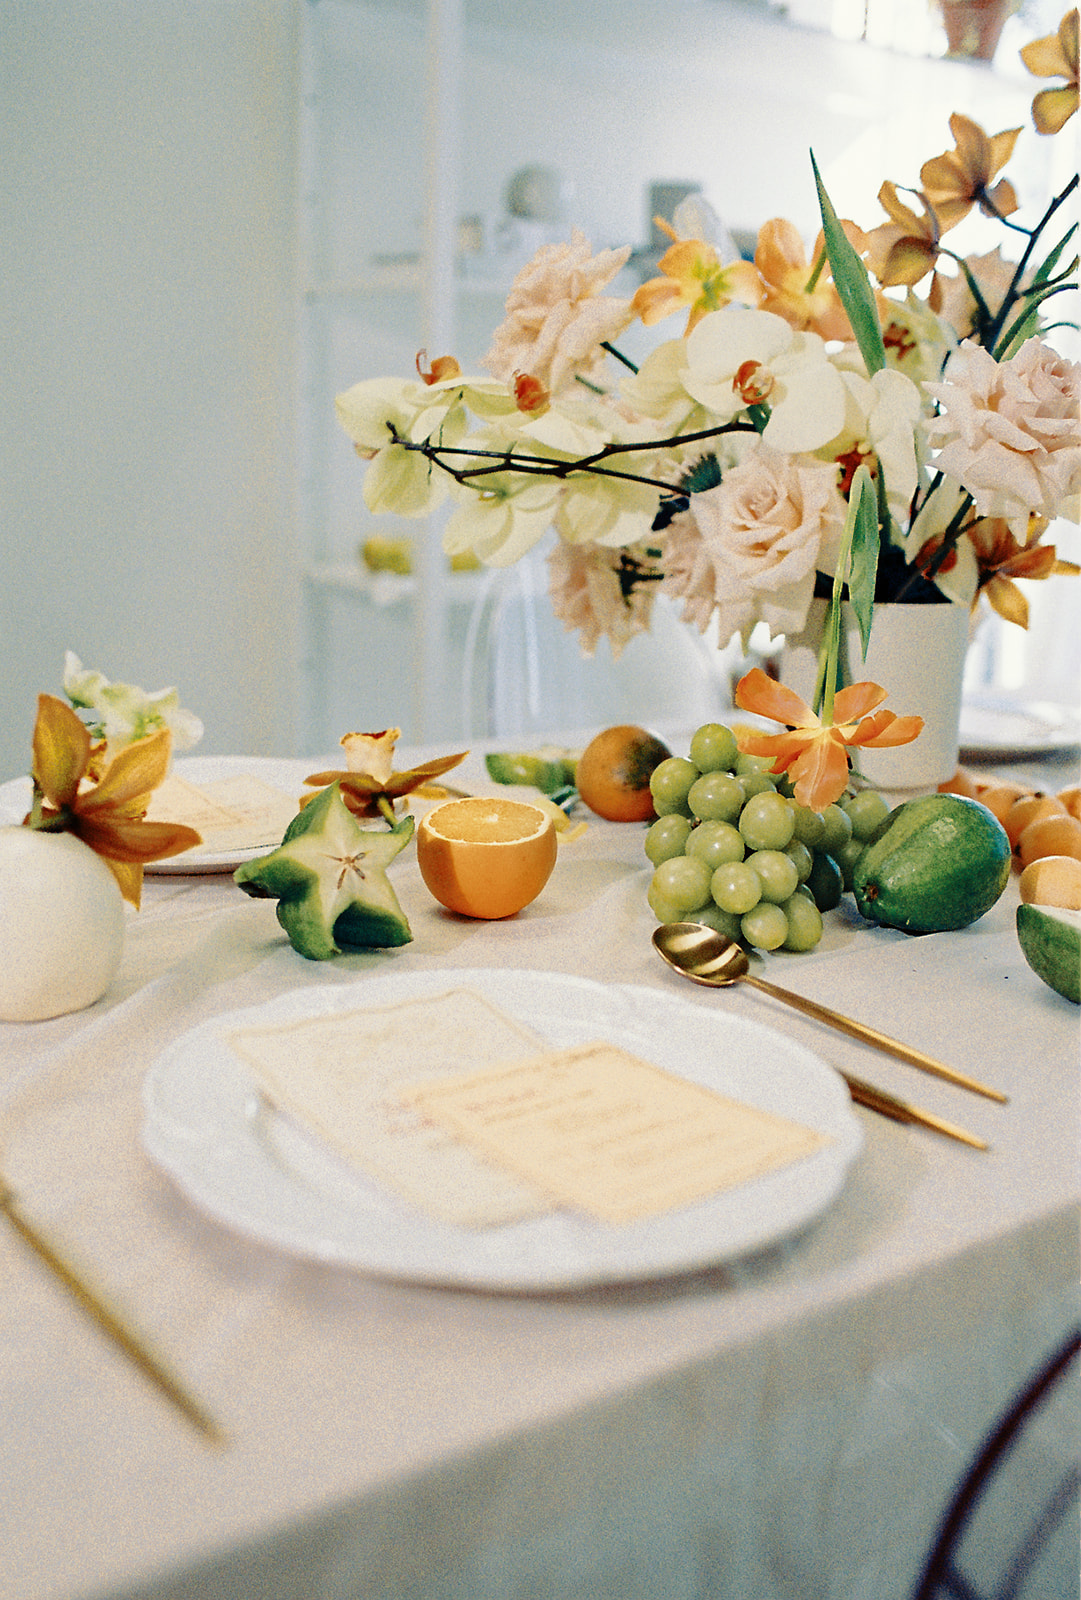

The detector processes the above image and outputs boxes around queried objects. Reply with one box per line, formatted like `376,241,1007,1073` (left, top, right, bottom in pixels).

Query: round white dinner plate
141,968,864,1292
959,695,1081,763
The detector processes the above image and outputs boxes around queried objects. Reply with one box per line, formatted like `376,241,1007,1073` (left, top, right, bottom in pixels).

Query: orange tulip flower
29,694,201,906
734,668,924,810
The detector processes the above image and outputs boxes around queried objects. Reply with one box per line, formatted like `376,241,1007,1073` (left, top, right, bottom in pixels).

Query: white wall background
1,0,1075,769
1,0,299,764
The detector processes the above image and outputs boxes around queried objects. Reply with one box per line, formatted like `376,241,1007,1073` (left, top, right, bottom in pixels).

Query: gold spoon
652,922,1005,1118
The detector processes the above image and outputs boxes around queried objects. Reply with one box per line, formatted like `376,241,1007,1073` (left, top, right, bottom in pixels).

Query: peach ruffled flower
546,540,659,658
481,229,633,397
658,444,845,644
734,669,924,811
925,338,1081,532
1022,8,1079,135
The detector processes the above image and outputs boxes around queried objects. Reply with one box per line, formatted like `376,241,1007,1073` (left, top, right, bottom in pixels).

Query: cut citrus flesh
416,796,558,919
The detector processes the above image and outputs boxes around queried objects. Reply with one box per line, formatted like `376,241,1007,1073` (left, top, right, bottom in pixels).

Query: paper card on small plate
400,1042,831,1225
228,988,555,1227
147,773,298,854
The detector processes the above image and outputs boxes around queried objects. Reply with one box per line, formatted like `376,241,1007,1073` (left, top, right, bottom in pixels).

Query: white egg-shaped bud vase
0,826,125,1022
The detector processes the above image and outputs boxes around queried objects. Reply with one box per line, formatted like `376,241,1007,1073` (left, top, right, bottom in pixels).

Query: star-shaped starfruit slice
234,781,414,959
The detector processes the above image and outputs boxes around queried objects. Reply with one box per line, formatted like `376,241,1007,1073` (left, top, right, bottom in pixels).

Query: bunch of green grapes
644,722,890,953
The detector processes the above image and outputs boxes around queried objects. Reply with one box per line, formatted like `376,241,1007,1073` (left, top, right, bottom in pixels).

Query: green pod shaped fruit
485,748,578,794
234,782,414,959
1016,904,1081,1004
852,793,1010,934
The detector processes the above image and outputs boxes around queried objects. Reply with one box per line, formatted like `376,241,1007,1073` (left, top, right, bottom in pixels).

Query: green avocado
233,782,414,959
1016,903,1081,1004
852,793,1011,934
485,748,579,794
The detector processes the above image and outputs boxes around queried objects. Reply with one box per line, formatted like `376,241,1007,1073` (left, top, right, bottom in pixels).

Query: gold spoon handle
840,1072,989,1150
742,974,1006,1104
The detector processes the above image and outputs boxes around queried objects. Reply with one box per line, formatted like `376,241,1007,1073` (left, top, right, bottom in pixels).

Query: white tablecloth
2,734,1078,1600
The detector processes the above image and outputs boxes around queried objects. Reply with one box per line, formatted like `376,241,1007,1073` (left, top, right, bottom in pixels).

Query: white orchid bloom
62,652,203,752
682,307,847,453
335,377,456,516
555,472,662,548
443,470,562,567
821,366,923,524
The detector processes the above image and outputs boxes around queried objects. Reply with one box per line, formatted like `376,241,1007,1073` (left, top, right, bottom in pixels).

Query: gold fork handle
743,974,1006,1104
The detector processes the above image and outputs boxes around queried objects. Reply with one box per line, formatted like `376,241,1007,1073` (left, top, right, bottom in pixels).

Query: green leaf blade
811,151,886,376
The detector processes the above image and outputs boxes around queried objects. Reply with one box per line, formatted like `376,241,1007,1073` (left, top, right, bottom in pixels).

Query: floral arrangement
335,14,1079,804
21,661,204,905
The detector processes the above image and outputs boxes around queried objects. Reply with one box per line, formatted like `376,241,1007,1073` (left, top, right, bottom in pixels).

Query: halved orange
416,796,558,919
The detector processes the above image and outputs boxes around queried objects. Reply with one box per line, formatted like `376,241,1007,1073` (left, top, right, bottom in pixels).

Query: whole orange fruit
416,796,557,919
1016,812,1081,870
575,725,672,822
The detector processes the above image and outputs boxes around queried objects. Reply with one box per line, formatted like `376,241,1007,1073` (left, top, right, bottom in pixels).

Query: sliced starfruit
234,782,414,959
485,747,580,795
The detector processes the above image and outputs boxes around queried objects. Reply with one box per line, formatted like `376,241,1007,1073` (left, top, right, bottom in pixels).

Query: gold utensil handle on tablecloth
0,1177,225,1444
840,1073,989,1150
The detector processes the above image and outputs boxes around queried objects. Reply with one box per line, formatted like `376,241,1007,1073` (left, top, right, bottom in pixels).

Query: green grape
737,772,778,800
781,892,823,952
806,849,844,911
649,756,699,817
746,848,800,904
842,788,892,841
783,838,814,884
689,722,738,774
738,790,796,852
649,855,713,916
741,902,788,951
644,813,694,866
834,835,866,892
647,884,692,924
820,803,854,856
685,820,745,870
688,770,745,823
734,751,777,778
711,860,763,916
691,901,744,942
791,805,826,849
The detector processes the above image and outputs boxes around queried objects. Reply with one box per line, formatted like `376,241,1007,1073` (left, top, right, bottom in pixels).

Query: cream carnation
925,338,1081,531
546,540,658,658
659,443,844,645
482,229,633,398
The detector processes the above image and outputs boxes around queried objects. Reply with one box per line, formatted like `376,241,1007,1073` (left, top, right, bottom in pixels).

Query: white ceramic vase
0,827,125,1022
781,598,971,793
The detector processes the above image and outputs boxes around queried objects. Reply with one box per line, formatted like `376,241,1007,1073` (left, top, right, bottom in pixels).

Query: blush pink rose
925,338,1081,531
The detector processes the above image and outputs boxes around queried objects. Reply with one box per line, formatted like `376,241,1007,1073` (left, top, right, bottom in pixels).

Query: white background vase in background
781,598,972,793
0,828,125,1022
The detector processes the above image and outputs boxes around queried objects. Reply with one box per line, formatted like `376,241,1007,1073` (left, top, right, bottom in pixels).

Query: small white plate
0,756,313,875
959,696,1081,763
141,968,863,1292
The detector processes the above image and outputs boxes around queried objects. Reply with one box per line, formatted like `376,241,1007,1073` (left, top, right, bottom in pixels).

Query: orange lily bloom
864,182,946,298
631,224,763,334
753,218,855,341
734,668,924,810
918,114,1021,229
918,516,1081,627
1021,8,1079,135
302,749,469,819
29,694,201,906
